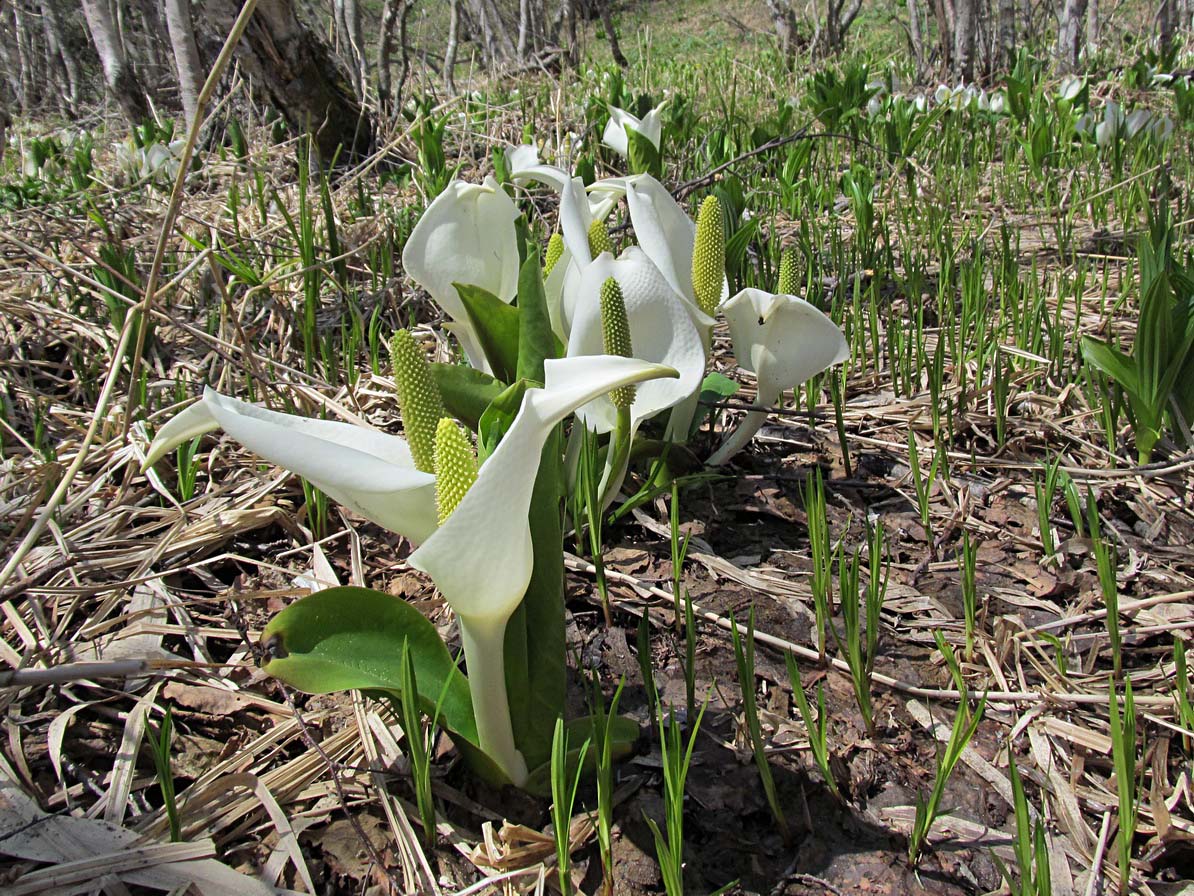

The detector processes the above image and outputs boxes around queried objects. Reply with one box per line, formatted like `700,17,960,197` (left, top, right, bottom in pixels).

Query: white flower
408,355,676,783
708,289,849,466
402,177,521,372
505,143,569,192
565,249,705,435
141,388,438,543
601,103,665,158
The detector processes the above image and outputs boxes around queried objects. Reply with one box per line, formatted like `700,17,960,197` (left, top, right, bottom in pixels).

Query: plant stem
458,613,528,786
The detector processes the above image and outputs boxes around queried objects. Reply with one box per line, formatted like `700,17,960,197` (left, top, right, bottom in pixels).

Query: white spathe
142,389,439,543
407,355,677,784
601,103,664,158
505,143,570,192
623,173,722,330
565,249,705,435
402,176,521,371
708,288,849,466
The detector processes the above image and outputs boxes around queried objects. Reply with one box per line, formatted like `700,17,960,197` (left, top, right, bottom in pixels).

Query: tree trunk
378,0,399,110
906,0,926,75
81,0,150,125
997,0,1015,69
1086,0,1099,53
41,0,81,112
334,0,366,98
1056,0,1088,72
517,0,531,56
198,0,373,162
764,0,798,65
444,0,460,91
1158,0,1175,55
164,0,204,130
952,0,976,80
598,1,628,67
564,0,578,66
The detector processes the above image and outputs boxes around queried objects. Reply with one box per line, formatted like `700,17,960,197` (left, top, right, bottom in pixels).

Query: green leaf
263,587,478,747
626,126,662,178
1081,337,1140,399
512,426,568,771
516,247,559,384
522,713,640,796
428,362,505,431
454,283,521,383
478,380,529,460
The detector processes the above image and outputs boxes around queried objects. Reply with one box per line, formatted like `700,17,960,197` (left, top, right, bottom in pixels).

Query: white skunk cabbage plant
141,154,848,789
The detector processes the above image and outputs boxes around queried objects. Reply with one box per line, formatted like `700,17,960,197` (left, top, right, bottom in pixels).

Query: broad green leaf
477,380,529,460
626,126,662,178
429,362,505,431
263,586,479,747
1080,337,1140,398
514,427,568,771
454,282,521,383
516,247,559,384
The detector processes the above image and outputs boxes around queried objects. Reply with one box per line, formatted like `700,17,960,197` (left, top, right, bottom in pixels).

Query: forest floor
2,44,1194,896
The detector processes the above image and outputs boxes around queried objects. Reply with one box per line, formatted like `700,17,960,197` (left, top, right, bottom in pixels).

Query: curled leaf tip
599,277,636,409
390,329,445,474
433,418,477,524
692,194,725,317
544,232,564,276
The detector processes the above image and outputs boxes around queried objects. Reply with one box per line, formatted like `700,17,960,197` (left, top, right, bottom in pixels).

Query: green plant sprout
730,609,790,842
958,531,978,663
992,747,1052,896
907,693,987,865
1174,638,1194,754
1086,490,1122,678
147,704,181,843
1108,676,1139,895
785,652,839,798
804,467,833,663
550,717,590,896
645,690,708,896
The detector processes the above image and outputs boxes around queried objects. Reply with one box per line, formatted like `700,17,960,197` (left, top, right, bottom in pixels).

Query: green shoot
908,694,987,865
1175,639,1194,753
550,717,590,896
590,675,626,894
175,435,201,502
398,639,437,850
785,652,839,797
645,691,708,896
147,704,181,842
958,531,978,663
729,609,789,841
1086,490,1122,678
992,746,1052,896
804,467,833,662
1108,676,1139,895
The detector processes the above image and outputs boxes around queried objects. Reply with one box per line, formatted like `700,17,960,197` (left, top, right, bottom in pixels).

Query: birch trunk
444,0,459,92
81,0,151,125
164,0,205,130
41,0,81,111
952,0,976,80
1056,0,1088,71
598,1,628,67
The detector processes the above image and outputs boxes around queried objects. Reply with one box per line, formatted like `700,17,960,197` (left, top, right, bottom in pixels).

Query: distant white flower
601,103,665,158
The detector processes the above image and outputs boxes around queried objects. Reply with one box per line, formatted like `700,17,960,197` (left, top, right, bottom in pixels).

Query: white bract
505,143,569,192
566,250,705,435
601,103,664,158
141,388,439,543
408,355,677,784
402,176,521,372
708,288,850,466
